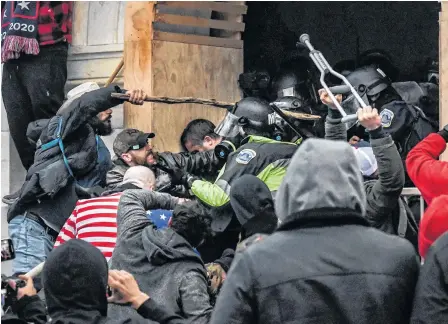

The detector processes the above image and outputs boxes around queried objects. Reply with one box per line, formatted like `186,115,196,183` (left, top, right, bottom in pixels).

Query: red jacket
406,133,448,205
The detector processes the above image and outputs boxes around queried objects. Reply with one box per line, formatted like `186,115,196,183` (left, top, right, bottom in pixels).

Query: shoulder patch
236,149,257,165
380,108,394,128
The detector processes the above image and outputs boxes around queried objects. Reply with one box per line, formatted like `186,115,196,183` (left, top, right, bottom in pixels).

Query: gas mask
214,134,244,161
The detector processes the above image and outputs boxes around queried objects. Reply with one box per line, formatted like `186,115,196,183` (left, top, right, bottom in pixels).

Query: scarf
1,1,40,63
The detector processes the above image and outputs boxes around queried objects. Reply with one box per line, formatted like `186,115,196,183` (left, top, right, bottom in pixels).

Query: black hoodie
108,190,212,324
229,175,278,240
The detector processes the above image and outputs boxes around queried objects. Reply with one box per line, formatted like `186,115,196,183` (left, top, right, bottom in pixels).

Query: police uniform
191,135,298,232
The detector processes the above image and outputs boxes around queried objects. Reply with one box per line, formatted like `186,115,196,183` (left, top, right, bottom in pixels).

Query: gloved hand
438,124,448,142
169,168,199,189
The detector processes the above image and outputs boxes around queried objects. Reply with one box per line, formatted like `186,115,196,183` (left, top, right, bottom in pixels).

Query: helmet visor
341,93,368,129
214,112,241,138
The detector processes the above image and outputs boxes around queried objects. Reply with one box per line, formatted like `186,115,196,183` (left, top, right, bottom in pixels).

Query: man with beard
106,128,222,195
6,82,146,281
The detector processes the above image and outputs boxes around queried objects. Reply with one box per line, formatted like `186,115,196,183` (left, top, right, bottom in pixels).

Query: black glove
169,167,188,186
438,124,448,142
169,168,199,189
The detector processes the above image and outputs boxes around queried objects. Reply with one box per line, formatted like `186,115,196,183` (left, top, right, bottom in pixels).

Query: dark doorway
244,1,440,82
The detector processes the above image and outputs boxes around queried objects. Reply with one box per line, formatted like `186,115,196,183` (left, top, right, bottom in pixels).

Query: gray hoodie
210,138,419,324
108,189,212,324
275,138,366,222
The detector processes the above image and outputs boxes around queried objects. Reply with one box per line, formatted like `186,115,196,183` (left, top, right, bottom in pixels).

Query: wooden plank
157,1,247,15
123,2,156,133
155,12,245,32
150,40,242,151
153,31,243,49
211,1,245,39
440,7,448,160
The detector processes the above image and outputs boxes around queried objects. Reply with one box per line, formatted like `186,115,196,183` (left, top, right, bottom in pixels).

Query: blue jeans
8,215,54,276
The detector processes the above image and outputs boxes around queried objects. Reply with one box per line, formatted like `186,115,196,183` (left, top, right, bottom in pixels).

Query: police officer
333,66,438,185
171,96,320,261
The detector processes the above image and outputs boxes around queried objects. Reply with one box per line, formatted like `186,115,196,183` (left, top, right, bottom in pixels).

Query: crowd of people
2,1,448,324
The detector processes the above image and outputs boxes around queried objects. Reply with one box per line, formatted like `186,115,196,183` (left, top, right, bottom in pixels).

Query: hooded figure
210,138,419,324
108,190,212,324
230,175,278,241
8,240,155,324
43,239,109,323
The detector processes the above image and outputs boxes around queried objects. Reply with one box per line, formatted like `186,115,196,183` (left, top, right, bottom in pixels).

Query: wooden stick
105,58,124,87
111,93,234,109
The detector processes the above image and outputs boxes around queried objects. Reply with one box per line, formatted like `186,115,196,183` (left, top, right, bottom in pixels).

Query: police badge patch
380,109,394,128
236,149,257,164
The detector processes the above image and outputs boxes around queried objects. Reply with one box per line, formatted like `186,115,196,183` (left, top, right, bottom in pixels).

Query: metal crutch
298,34,367,123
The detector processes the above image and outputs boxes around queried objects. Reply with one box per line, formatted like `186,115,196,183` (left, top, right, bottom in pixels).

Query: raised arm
117,189,179,238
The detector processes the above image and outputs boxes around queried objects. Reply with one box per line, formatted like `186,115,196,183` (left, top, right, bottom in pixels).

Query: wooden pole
105,58,124,87
440,1,448,160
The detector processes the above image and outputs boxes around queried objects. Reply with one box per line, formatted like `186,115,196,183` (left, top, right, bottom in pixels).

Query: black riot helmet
215,97,276,139
270,96,320,142
271,70,314,104
358,49,399,82
345,66,390,104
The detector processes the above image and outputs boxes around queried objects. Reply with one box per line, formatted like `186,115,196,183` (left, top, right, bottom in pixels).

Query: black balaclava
230,175,278,240
42,239,108,324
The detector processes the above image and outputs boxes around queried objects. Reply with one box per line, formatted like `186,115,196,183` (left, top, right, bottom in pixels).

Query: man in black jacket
210,138,419,324
6,84,145,279
106,128,222,193
108,190,212,324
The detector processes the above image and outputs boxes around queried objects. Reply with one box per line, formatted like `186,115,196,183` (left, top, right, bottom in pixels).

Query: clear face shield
214,112,242,138
341,92,369,130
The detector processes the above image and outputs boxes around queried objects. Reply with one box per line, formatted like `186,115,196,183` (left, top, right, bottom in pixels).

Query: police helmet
271,70,313,103
214,97,275,139
359,49,399,82
271,96,321,141
346,66,390,98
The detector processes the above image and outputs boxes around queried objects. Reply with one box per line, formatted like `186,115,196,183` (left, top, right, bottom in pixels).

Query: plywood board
123,2,156,133
150,40,242,152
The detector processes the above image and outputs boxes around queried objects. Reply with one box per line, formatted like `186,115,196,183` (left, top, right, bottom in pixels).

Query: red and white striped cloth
54,193,122,262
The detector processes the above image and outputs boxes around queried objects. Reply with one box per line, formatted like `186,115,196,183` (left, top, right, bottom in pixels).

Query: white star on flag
17,1,30,10
160,214,167,221
147,210,152,216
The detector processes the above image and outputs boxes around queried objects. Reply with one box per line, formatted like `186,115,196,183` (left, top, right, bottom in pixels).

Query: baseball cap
113,128,155,156
351,145,378,177
419,195,448,258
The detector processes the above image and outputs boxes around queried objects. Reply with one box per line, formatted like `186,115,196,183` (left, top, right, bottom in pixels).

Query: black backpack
397,196,419,253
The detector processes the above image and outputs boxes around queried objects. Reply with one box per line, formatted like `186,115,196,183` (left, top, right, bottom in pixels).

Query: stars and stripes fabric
54,192,174,261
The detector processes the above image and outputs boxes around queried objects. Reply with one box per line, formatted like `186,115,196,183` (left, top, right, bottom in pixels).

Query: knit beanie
419,195,448,258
